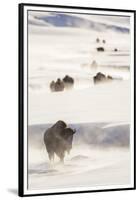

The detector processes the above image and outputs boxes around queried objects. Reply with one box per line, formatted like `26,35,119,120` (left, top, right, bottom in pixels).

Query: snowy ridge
28,122,130,149
29,12,129,33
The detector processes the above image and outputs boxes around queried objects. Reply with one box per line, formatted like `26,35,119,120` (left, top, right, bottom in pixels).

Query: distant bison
63,75,74,89
96,38,100,43
94,72,106,83
50,76,74,92
91,60,98,69
94,72,113,84
44,120,76,163
50,79,64,92
55,78,64,92
102,39,106,44
96,47,105,52
107,75,113,80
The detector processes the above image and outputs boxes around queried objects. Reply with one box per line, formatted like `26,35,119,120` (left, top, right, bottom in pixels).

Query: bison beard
44,121,76,163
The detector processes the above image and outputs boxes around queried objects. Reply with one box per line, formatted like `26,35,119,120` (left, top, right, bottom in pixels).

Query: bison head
54,120,67,129
62,128,76,154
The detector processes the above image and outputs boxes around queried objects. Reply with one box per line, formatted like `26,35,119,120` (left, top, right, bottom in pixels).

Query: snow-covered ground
28,123,131,190
29,147,130,190
27,11,132,191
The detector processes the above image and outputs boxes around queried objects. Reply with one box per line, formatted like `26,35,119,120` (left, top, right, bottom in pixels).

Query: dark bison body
55,78,64,92
50,79,64,92
44,120,76,163
63,75,74,89
96,47,105,52
94,72,113,84
94,72,106,83
50,76,74,92
102,39,106,44
107,75,113,80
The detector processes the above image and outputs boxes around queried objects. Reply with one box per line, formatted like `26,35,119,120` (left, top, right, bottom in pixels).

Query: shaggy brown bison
55,78,64,92
50,79,64,92
44,120,76,163
63,75,74,89
94,72,113,84
94,72,106,83
102,39,106,44
96,47,105,52
107,75,113,80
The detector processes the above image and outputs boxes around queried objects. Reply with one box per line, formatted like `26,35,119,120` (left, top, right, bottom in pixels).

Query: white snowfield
28,123,131,190
27,12,133,191
29,147,130,190
29,81,130,125
28,26,130,125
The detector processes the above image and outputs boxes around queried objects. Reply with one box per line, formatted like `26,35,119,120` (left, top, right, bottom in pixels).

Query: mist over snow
27,10,132,191
28,10,130,125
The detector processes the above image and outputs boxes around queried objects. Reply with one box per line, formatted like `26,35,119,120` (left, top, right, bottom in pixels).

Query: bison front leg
60,155,64,164
59,152,65,164
48,151,54,163
56,151,65,164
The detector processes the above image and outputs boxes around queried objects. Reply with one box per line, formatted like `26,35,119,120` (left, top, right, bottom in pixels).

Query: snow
27,11,132,192
29,147,130,190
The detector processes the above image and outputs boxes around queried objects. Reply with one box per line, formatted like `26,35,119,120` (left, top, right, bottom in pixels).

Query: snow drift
28,122,130,149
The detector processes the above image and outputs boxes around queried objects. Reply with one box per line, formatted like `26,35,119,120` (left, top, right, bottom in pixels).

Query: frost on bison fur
44,120,76,163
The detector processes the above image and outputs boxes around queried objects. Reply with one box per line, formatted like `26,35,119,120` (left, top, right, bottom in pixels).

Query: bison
91,60,98,69
102,39,106,44
63,75,74,89
94,72,113,84
94,72,106,83
96,47,105,52
107,75,113,80
55,78,64,92
114,48,118,52
44,120,76,163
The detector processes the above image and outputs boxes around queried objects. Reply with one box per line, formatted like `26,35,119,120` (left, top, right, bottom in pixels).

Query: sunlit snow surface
27,11,132,191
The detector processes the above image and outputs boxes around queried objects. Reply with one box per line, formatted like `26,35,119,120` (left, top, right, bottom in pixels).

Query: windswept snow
27,10,132,191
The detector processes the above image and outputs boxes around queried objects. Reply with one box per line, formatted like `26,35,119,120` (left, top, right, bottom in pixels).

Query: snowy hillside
29,12,130,33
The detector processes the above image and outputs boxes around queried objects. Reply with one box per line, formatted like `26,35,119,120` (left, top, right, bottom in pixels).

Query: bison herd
42,37,122,165
44,120,76,163
96,37,118,52
50,75,74,92
48,37,120,92
93,72,113,84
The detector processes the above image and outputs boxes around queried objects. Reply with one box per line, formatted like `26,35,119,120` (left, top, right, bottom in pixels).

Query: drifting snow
27,11,132,191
